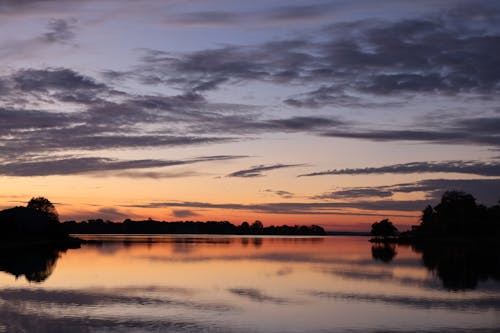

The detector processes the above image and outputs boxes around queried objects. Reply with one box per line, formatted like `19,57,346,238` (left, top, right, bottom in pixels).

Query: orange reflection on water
0,235,498,332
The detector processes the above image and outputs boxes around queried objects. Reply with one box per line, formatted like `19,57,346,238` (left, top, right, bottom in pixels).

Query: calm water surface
0,235,499,332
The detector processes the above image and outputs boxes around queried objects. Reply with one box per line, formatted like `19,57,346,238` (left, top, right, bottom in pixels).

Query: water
0,235,499,332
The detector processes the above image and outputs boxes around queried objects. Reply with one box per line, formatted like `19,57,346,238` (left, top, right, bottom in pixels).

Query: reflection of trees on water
0,246,62,282
83,235,325,252
371,243,397,263
370,241,500,290
412,242,500,291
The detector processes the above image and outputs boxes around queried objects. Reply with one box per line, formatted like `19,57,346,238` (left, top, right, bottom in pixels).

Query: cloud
227,163,305,178
96,207,129,220
108,2,500,149
0,68,350,161
264,189,295,199
13,68,104,92
138,3,500,101
109,170,201,179
320,124,500,147
314,188,394,199
128,199,427,215
0,155,245,177
300,160,500,177
168,11,242,26
166,3,339,27
0,17,79,60
128,177,500,216
315,178,500,206
42,18,77,44
172,209,199,218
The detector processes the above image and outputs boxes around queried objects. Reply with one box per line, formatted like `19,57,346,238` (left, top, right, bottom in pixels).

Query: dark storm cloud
227,164,305,178
300,160,500,177
0,155,244,177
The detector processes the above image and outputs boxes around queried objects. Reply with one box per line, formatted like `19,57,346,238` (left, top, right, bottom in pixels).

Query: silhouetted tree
250,220,263,234
434,191,478,235
371,219,398,239
27,197,59,223
239,221,250,234
415,190,500,237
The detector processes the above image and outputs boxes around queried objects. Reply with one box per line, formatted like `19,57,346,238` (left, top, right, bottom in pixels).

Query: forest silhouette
62,219,326,235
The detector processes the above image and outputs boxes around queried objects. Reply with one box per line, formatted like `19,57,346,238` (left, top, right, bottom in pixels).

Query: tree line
0,197,325,237
62,218,326,235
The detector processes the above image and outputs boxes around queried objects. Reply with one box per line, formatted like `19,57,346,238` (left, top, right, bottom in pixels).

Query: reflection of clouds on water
0,287,234,333
0,303,230,333
320,268,444,290
228,288,290,304
0,287,232,311
111,285,196,296
276,266,293,276
307,290,500,311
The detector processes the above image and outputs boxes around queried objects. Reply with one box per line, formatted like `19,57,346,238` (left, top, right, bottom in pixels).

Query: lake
0,235,499,332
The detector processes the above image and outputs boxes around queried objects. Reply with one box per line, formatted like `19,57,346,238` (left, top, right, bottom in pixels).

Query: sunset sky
1,0,499,231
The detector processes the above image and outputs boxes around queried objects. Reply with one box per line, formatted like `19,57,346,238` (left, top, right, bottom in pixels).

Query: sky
1,0,500,231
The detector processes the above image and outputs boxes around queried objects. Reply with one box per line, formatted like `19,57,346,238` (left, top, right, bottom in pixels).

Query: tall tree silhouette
27,197,59,223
